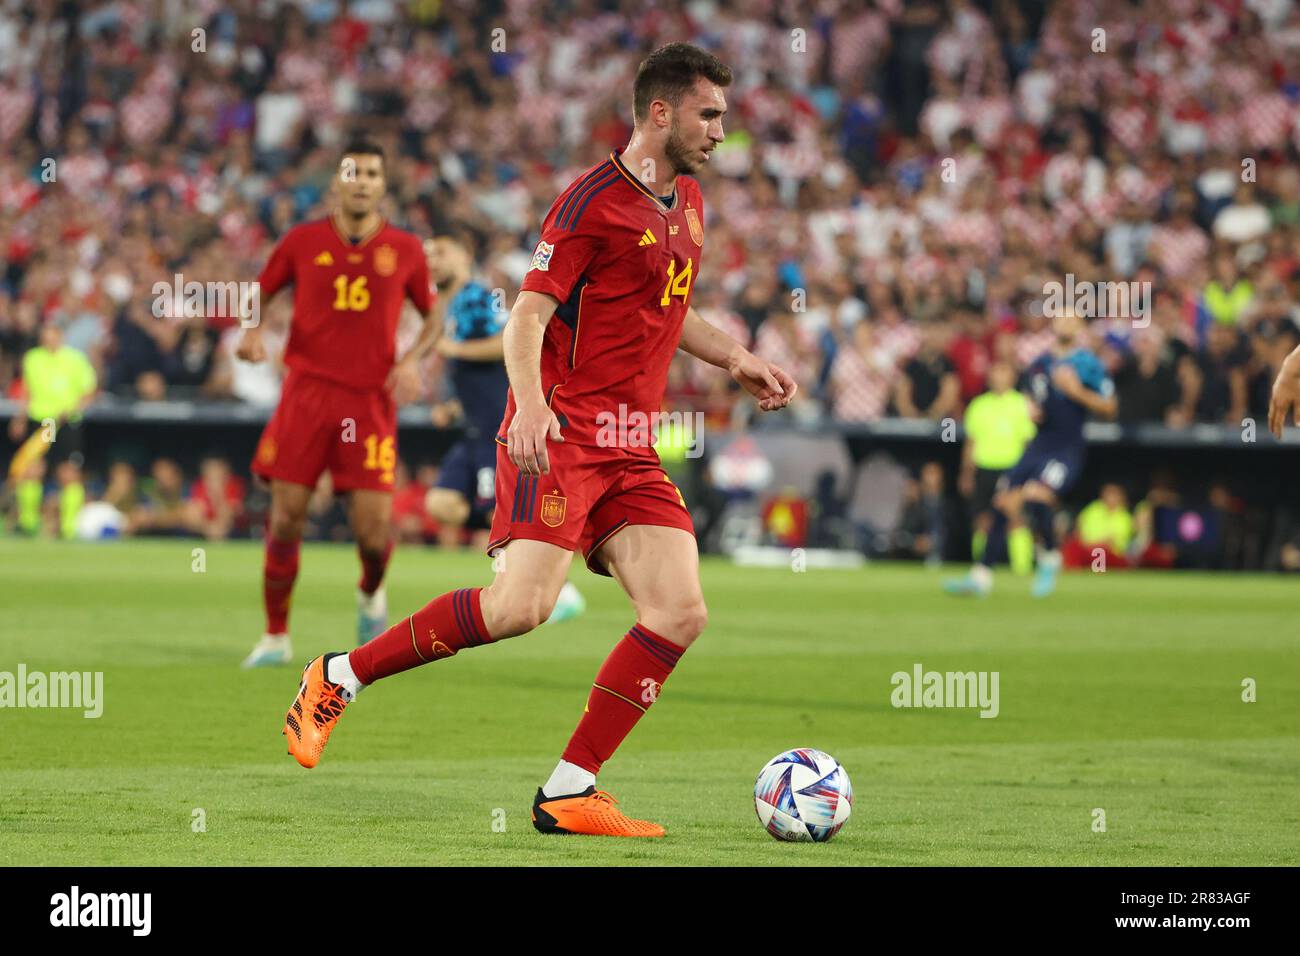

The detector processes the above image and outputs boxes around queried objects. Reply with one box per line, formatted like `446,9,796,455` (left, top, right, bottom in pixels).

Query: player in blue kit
946,307,1117,598
423,234,585,621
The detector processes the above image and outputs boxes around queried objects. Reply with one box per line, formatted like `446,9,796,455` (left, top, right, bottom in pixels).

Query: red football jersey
507,148,705,455
257,215,433,390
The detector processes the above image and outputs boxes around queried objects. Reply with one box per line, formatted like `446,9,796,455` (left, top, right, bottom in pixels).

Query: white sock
357,586,386,618
971,564,993,590
1039,549,1062,570
325,653,365,700
542,759,596,798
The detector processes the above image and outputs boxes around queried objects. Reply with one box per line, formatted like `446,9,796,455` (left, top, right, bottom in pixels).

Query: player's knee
650,601,708,647
487,588,555,638
269,509,306,541
355,523,390,554
426,490,468,525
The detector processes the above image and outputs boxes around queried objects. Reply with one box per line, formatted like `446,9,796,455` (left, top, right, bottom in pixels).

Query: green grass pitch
1,537,1297,866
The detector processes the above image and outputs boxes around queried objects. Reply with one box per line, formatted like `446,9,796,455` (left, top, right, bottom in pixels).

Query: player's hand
508,399,563,476
235,330,266,364
385,357,423,405
730,352,797,411
1051,362,1082,399
8,416,26,442
1268,364,1300,438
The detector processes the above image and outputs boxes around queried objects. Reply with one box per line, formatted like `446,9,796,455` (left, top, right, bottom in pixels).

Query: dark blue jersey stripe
564,176,617,231
555,163,616,232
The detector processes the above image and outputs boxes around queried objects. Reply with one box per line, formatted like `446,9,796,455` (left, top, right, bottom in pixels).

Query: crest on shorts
530,240,554,272
684,206,703,246
257,437,277,465
540,493,567,527
374,244,398,276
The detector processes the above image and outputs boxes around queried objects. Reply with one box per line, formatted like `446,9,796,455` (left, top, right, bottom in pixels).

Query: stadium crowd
4,0,1300,566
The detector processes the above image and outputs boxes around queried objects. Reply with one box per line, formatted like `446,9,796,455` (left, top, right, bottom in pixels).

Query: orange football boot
283,654,351,768
531,786,666,837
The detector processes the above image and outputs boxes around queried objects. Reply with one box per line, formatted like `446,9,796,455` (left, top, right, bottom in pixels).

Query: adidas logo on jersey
314,251,334,266
638,229,657,246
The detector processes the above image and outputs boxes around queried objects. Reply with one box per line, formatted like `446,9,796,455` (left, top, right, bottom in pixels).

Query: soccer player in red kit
238,140,440,667
281,45,796,837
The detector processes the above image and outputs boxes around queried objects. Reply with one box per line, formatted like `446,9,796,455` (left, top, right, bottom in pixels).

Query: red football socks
263,536,301,634
561,624,685,774
348,588,492,685
358,539,393,595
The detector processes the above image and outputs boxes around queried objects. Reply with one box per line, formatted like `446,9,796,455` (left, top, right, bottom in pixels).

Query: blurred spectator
1188,323,1249,424
829,320,895,422
392,461,441,545
187,456,247,540
894,461,950,565
893,320,960,420
1115,329,1186,426
1062,482,1135,569
131,458,198,536
1203,251,1254,327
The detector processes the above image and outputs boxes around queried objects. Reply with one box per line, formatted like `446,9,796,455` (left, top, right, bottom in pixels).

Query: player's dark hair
632,42,733,123
436,229,478,257
340,137,385,169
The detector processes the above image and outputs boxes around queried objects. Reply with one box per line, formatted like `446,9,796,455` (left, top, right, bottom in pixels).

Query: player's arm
1052,363,1118,418
237,234,294,362
503,290,564,476
385,301,441,404
679,306,796,411
1268,343,1300,437
387,240,443,403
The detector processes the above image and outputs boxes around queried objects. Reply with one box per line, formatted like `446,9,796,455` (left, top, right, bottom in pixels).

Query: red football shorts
252,369,397,494
486,439,695,575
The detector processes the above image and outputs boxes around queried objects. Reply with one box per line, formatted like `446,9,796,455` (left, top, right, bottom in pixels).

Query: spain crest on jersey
374,244,398,276
530,240,554,272
684,206,703,246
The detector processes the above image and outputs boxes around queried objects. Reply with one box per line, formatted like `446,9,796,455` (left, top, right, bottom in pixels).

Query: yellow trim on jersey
609,150,676,208
569,284,585,369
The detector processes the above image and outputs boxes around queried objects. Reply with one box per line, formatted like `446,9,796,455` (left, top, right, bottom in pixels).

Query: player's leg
433,437,585,622
1022,480,1062,598
349,488,395,645
532,468,697,837
282,537,572,768
532,524,701,838
244,479,312,667
945,482,1023,596
426,487,471,547
427,440,473,547
1001,484,1035,577
280,435,592,769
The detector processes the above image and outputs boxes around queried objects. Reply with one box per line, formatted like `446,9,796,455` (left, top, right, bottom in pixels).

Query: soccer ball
754,748,852,843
